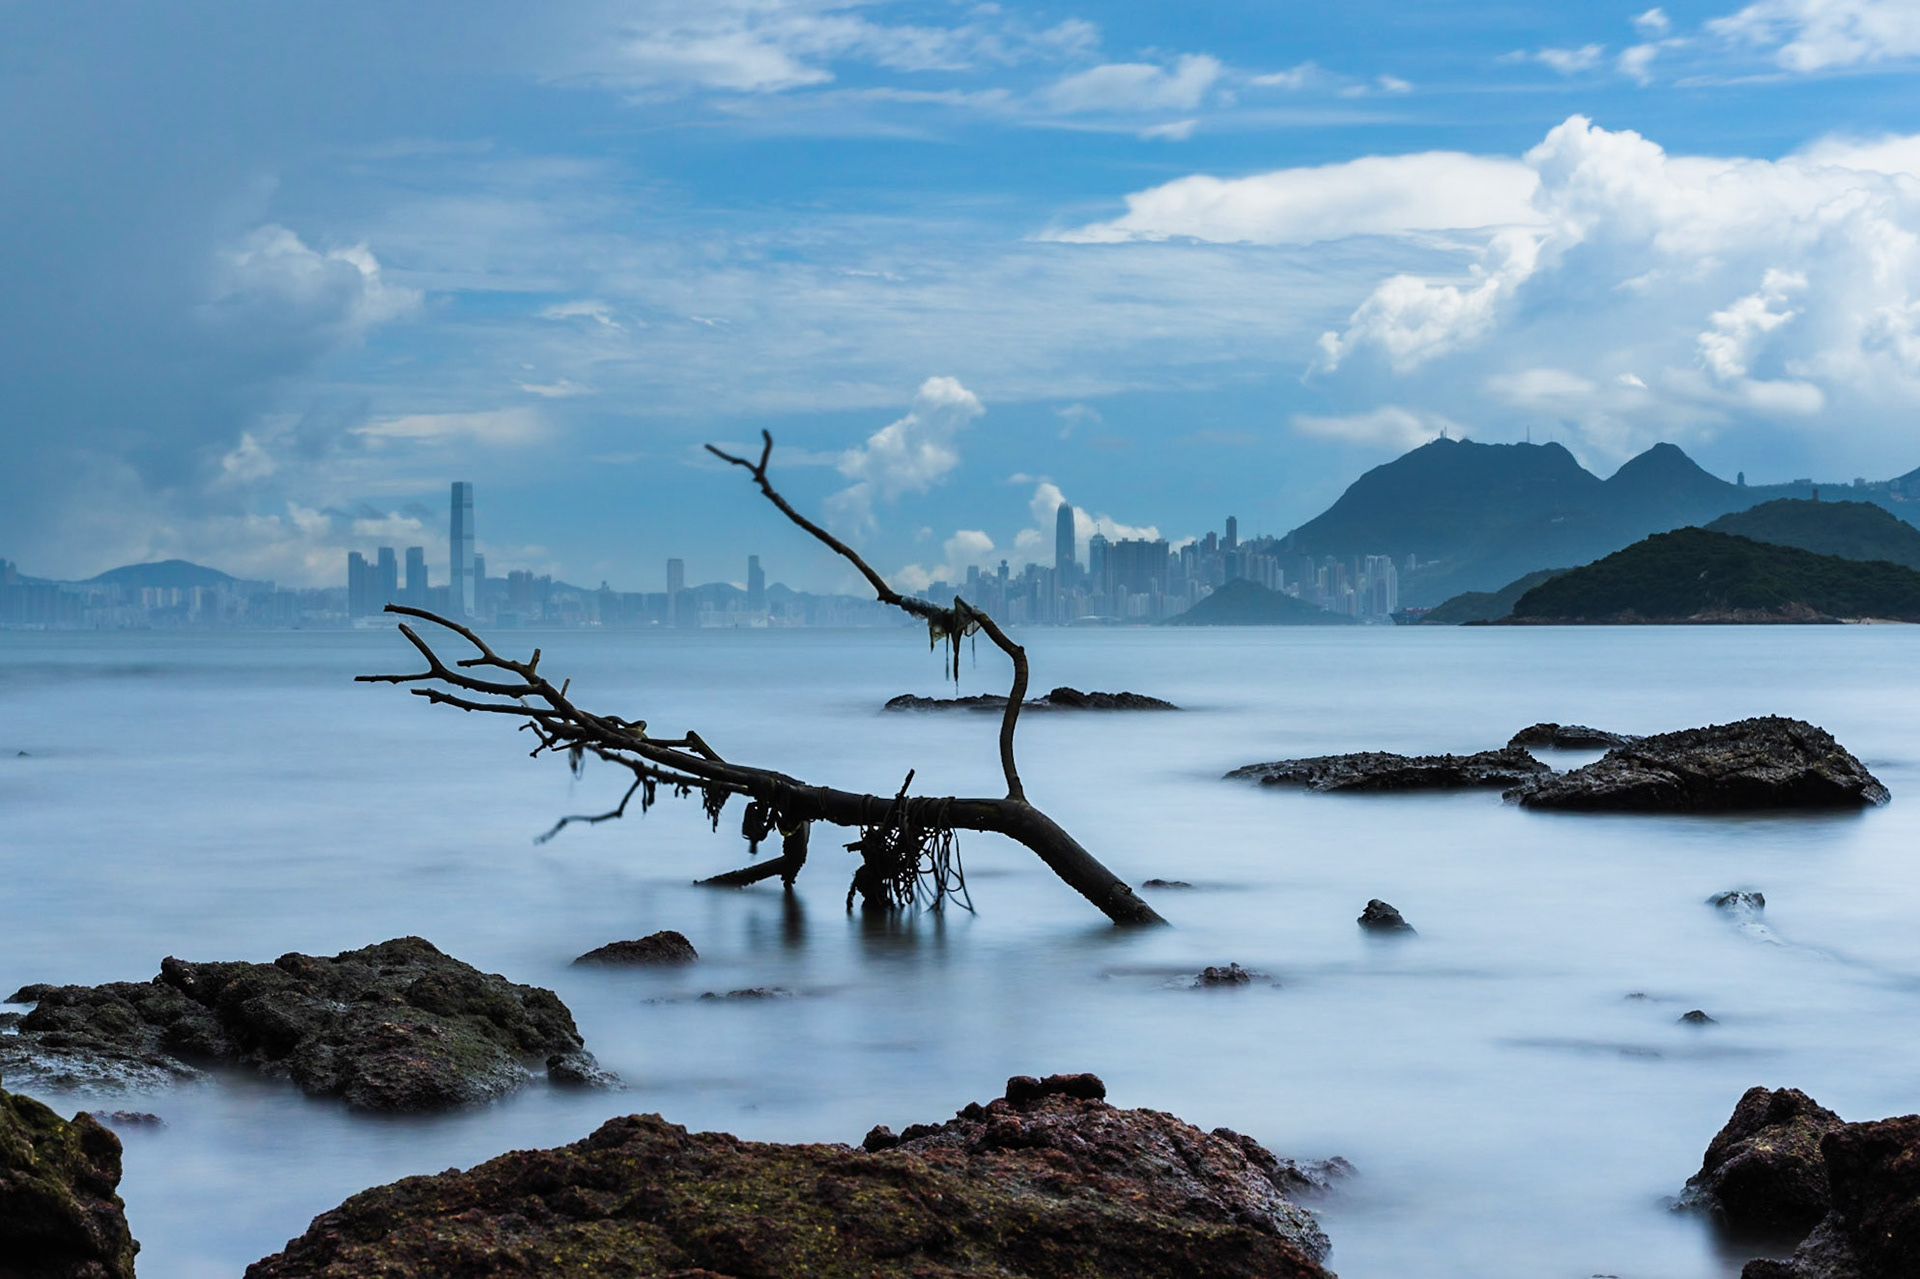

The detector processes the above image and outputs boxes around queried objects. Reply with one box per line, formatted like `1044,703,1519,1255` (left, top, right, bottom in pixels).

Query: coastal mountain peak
86,560,237,589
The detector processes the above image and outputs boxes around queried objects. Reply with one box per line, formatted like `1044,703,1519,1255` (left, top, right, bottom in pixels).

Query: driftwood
357,432,1164,927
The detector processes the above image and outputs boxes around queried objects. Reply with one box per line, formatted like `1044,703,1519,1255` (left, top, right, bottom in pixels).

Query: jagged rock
1506,717,1888,812
1195,964,1254,987
573,931,698,966
1508,722,1638,749
1358,899,1416,934
698,987,796,1001
3,937,609,1112
1680,1010,1718,1025
1737,1114,1920,1278
85,1113,163,1130
884,687,1178,713
1141,878,1193,889
246,1074,1336,1279
0,1085,139,1279
1682,1086,1843,1235
1228,747,1550,792
1712,891,1768,912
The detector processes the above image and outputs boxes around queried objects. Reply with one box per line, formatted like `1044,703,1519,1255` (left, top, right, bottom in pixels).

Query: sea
4,623,1918,1278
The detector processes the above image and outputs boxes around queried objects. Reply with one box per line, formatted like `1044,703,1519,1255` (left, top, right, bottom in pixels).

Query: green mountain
1421,568,1570,625
1509,528,1920,623
1164,578,1356,626
87,560,236,589
1280,438,1816,606
1703,499,1920,571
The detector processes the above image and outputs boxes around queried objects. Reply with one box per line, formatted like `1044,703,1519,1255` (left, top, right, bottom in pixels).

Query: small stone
573,930,698,966
1679,1010,1717,1025
1141,879,1192,889
1358,900,1416,934
1004,1073,1106,1107
698,987,795,1000
861,1124,898,1152
1195,963,1254,987
1709,891,1766,911
544,1052,619,1089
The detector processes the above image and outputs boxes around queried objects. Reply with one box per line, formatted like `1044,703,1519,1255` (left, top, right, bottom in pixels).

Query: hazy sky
8,0,1920,591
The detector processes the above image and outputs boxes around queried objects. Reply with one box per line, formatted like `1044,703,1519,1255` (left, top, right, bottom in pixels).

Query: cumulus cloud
1527,45,1608,74
1042,54,1222,113
1290,406,1458,450
202,225,420,361
826,376,985,529
1052,152,1541,245
1707,0,1920,72
1633,8,1673,36
1317,229,1541,372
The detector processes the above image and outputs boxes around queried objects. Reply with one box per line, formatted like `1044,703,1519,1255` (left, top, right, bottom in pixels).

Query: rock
3,937,610,1112
698,987,797,1000
1195,964,1255,987
1506,717,1888,812
85,1112,164,1130
246,1076,1336,1279
1680,1010,1718,1025
0,1085,139,1279
1358,899,1416,934
1734,1113,1920,1278
544,1052,621,1089
1712,891,1768,911
1141,878,1192,889
884,688,1178,712
572,930,698,966
1508,722,1638,749
1228,746,1551,792
1681,1086,1843,1235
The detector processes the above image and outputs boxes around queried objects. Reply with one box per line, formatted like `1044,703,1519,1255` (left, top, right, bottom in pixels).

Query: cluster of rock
0,1086,138,1279
884,686,1178,712
1230,717,1887,813
2,937,609,1112
248,1073,1341,1279
1682,1085,1920,1277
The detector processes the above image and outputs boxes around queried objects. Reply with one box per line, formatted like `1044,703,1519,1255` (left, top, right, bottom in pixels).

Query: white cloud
204,225,419,347
1485,367,1600,405
1248,62,1319,90
1617,41,1676,82
1535,44,1607,73
356,407,548,446
1052,152,1542,245
1317,229,1542,372
1043,54,1222,113
1699,268,1806,379
1290,406,1458,450
893,528,996,593
540,299,624,329
1707,0,1920,72
1139,119,1196,142
1376,74,1414,94
1633,8,1673,36
827,376,984,529
518,378,593,398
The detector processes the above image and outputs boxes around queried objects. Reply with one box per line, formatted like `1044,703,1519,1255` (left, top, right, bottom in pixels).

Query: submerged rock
1228,747,1550,792
0,1085,139,1279
1680,1010,1718,1026
1506,717,1888,812
1141,878,1193,889
884,686,1178,712
573,930,698,966
1195,964,1255,987
1508,722,1639,749
1712,891,1768,912
1681,1086,1843,1235
247,1073,1337,1279
1358,900,1416,934
3,937,609,1112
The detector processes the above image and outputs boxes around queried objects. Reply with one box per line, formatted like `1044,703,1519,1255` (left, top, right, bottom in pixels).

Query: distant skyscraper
1054,502,1075,581
347,551,372,618
375,547,398,609
404,547,426,605
1224,516,1238,551
449,481,475,617
747,555,765,612
1088,533,1110,595
667,557,686,627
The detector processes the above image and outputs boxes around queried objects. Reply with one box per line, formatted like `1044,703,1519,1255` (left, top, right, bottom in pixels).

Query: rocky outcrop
247,1073,1337,1279
1195,964,1255,987
4,937,609,1112
1681,1086,1842,1234
1508,722,1638,749
1735,1113,1920,1278
1507,717,1888,811
0,1086,139,1279
885,686,1178,712
573,931,698,966
1358,900,1415,934
1229,747,1549,792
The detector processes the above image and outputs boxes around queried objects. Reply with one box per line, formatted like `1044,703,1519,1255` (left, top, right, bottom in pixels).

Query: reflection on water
3,624,1919,1279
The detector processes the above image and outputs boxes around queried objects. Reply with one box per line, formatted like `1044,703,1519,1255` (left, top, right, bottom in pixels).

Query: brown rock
0,1085,139,1279
1228,747,1550,792
1683,1086,1842,1234
247,1076,1335,1279
573,931,698,966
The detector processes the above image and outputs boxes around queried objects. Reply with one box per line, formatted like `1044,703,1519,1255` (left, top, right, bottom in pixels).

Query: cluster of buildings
908,503,1405,623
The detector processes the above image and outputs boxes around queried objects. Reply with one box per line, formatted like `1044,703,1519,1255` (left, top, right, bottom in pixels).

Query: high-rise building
1087,533,1110,595
404,547,426,606
347,551,372,617
747,555,765,612
1106,538,1171,598
375,547,398,609
1224,516,1238,551
667,557,686,627
449,481,475,617
1054,502,1075,582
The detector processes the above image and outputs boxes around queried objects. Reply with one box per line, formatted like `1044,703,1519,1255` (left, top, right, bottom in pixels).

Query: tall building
449,481,475,617
375,547,398,609
747,555,765,612
1224,516,1238,551
347,551,372,618
1054,502,1075,582
404,547,426,606
1106,538,1171,598
667,557,686,627
1087,533,1110,595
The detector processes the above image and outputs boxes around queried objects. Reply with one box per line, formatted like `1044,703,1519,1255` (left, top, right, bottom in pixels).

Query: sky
7,0,1920,593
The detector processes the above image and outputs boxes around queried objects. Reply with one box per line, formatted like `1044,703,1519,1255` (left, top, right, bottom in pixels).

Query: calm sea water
4,624,1918,1278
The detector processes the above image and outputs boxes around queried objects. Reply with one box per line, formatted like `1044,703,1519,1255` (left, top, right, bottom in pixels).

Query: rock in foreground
1229,747,1549,792
247,1073,1337,1279
1508,717,1888,812
1682,1088,1841,1236
0,1085,139,1279
5,937,607,1112
573,931,698,966
1737,1113,1920,1278
885,686,1178,712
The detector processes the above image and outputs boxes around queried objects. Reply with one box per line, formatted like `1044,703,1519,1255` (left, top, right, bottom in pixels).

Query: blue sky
6,0,1920,591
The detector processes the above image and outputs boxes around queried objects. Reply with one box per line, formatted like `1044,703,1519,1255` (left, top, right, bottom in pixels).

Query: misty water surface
4,624,1918,1278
